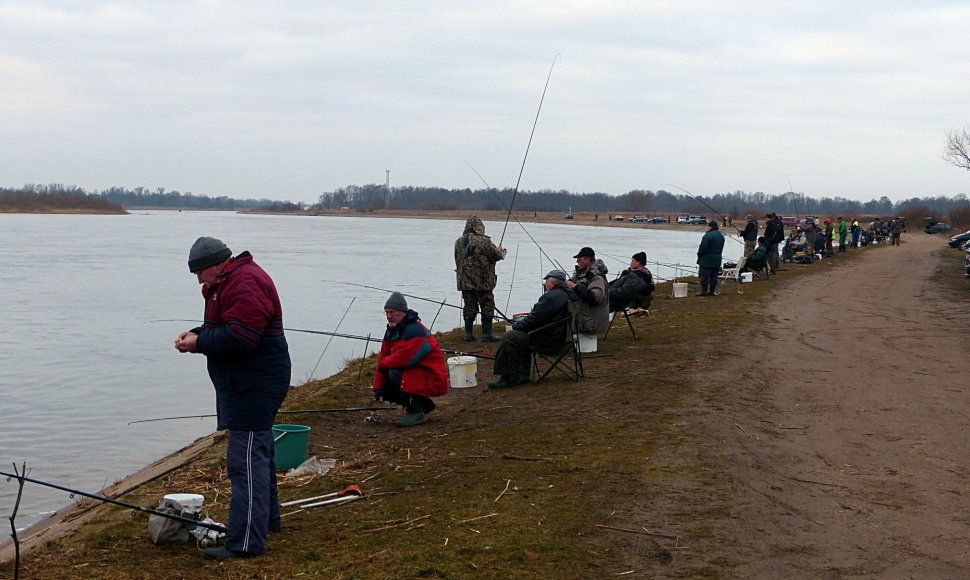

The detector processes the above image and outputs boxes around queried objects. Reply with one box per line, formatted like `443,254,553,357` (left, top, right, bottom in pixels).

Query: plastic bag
285,456,336,478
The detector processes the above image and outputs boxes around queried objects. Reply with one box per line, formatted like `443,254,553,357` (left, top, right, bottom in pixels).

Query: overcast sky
3,1,970,204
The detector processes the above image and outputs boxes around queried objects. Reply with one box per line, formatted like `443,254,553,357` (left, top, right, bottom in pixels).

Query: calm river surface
0,210,742,530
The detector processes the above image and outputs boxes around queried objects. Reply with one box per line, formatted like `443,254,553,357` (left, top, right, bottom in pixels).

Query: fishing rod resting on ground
0,470,227,533
499,53,561,247
128,407,397,425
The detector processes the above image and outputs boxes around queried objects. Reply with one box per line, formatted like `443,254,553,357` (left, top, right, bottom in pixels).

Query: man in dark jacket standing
488,270,577,389
764,213,784,273
741,215,758,257
455,216,505,342
175,236,291,561
696,220,725,296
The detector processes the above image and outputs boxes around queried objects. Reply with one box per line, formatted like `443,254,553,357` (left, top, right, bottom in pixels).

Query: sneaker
395,411,427,427
203,547,256,560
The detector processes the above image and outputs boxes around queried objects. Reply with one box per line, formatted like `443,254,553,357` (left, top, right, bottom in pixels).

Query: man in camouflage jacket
455,216,504,342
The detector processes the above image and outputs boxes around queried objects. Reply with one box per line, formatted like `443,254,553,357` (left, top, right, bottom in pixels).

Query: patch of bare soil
681,234,970,578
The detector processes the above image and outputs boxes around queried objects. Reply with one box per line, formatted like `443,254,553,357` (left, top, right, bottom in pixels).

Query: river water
0,210,742,531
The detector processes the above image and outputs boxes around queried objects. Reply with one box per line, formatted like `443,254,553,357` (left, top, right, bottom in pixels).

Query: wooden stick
493,479,512,503
503,454,554,463
457,512,498,524
594,524,679,540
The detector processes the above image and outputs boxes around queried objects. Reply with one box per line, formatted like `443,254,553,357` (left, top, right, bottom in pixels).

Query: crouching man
487,270,577,389
373,292,448,427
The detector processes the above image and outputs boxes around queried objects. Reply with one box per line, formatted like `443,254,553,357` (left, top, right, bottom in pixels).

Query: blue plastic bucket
271,424,311,470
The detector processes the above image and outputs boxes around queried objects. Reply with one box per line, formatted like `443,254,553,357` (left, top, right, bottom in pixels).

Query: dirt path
708,234,969,578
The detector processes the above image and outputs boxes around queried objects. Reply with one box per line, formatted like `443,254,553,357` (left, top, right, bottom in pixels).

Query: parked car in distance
563,213,574,220
781,216,800,227
629,215,648,222
948,229,970,248
676,215,690,223
925,223,953,234
612,215,625,222
647,216,670,223
687,215,707,225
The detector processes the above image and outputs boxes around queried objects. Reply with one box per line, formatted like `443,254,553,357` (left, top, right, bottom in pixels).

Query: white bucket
163,493,204,514
740,272,753,283
576,333,597,353
672,282,688,298
447,356,477,388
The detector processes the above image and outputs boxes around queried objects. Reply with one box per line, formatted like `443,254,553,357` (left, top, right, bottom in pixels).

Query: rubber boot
487,375,523,389
709,280,718,296
480,317,500,342
395,399,427,427
696,284,709,297
420,397,436,415
463,318,477,341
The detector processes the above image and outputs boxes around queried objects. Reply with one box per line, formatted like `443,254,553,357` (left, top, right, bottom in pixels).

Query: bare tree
943,126,970,171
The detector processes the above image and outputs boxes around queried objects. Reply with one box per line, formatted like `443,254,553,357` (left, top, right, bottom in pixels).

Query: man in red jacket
373,292,448,427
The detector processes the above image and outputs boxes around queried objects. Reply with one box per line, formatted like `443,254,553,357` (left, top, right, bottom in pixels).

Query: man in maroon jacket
175,236,290,560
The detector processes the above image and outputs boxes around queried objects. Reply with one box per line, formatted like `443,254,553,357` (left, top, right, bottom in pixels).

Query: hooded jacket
454,216,504,291
571,258,610,335
191,252,291,431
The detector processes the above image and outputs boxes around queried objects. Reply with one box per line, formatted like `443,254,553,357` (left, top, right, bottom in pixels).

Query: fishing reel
190,518,226,548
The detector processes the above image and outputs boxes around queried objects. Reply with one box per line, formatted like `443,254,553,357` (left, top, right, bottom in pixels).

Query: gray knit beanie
188,236,232,272
384,291,408,312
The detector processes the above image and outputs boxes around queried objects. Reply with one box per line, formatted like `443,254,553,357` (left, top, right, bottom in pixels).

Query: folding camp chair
715,257,745,295
530,301,584,382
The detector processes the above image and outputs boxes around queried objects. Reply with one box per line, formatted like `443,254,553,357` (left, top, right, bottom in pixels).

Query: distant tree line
0,185,124,213
317,184,970,222
1,184,292,211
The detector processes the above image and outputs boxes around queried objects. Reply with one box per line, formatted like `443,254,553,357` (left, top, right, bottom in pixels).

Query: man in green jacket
838,217,848,252
696,220,725,296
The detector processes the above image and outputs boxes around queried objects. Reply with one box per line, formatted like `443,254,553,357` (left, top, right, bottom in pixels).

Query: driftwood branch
7,462,28,580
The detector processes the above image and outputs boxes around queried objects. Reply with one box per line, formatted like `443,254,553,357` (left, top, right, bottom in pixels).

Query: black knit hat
632,251,646,266
384,292,408,312
188,236,232,273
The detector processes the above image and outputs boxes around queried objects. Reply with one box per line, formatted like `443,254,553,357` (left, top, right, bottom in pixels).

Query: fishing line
309,297,355,378
322,279,513,323
429,297,446,332
505,243,519,313
465,160,566,272
284,327,494,359
664,184,746,244
128,407,396,425
500,53,561,247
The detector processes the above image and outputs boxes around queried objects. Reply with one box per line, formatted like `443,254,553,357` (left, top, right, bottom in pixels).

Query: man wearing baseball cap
487,270,577,389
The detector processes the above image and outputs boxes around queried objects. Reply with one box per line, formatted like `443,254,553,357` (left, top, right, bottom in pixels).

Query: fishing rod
465,161,566,272
788,177,801,220
151,320,497,359
128,407,396,425
309,296,355,378
285,327,495,360
0,470,227,533
499,53,561,247
665,184,745,240
321,279,513,323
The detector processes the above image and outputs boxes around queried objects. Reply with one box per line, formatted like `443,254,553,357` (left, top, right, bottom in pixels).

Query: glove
373,390,383,402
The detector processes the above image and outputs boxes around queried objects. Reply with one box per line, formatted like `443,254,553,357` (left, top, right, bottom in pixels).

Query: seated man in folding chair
740,236,770,278
608,251,656,313
487,270,577,389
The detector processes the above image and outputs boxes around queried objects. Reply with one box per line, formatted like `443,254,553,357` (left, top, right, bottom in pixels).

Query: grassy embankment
1,244,877,579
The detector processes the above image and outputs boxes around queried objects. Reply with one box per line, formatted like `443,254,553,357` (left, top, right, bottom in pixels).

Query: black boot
709,281,718,295
481,317,500,342
395,398,427,427
696,284,709,297
463,318,477,341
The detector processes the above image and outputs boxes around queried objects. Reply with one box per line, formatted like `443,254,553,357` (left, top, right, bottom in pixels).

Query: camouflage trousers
462,290,496,321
